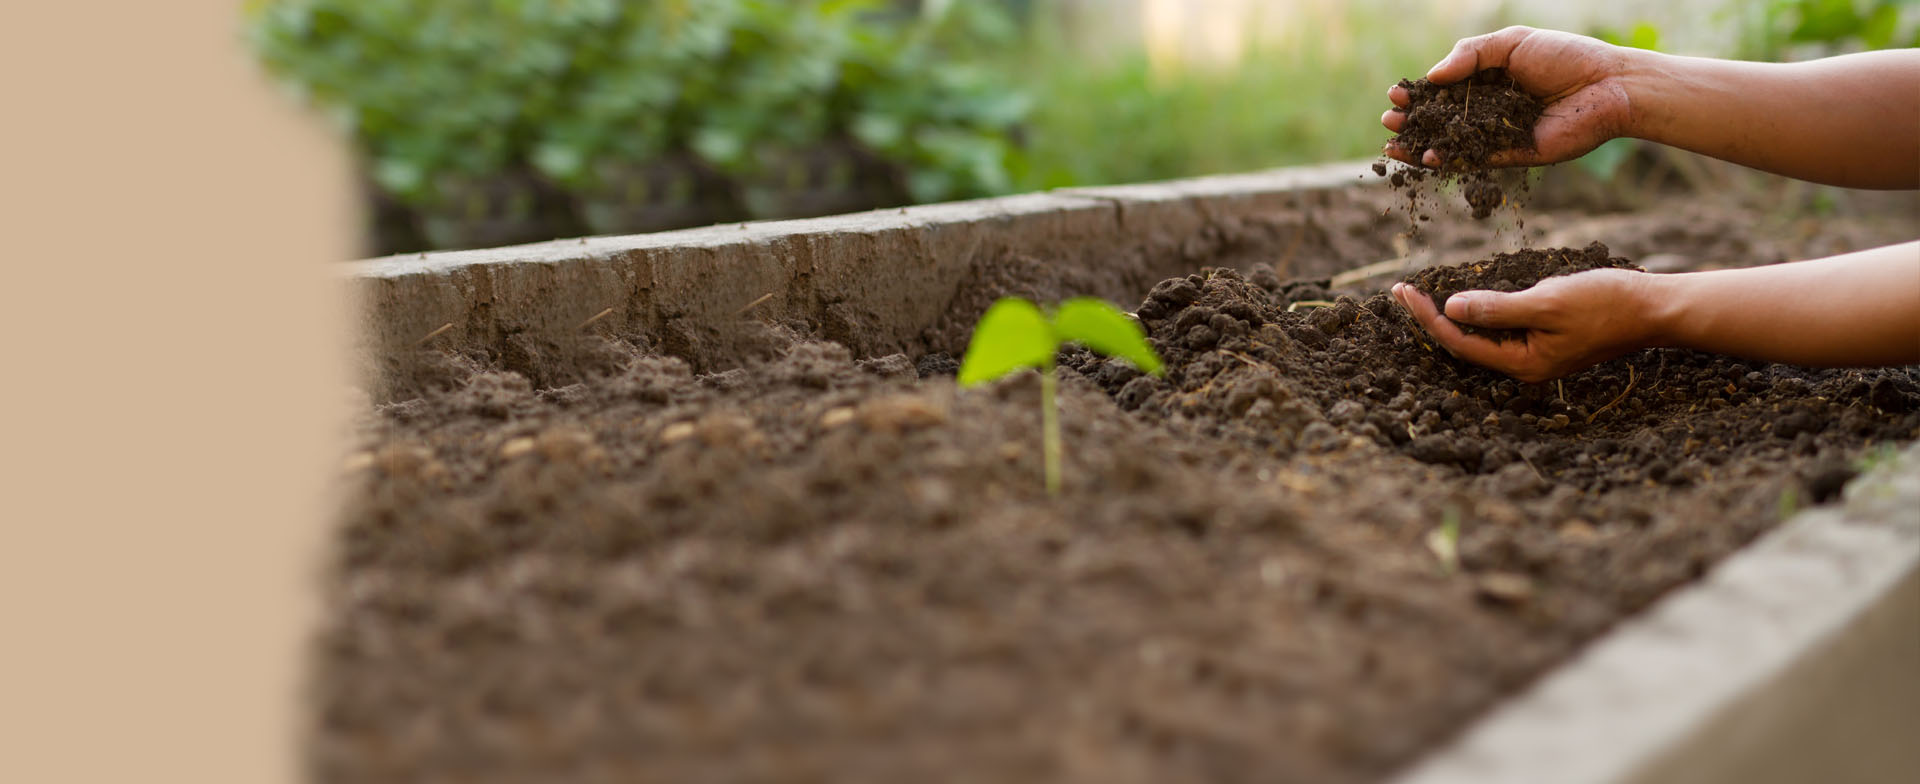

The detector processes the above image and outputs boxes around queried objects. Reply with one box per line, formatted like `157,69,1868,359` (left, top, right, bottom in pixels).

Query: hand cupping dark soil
1401,241,1641,342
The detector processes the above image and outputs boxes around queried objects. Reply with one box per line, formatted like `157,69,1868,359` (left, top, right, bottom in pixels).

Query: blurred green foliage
1577,22,1665,182
247,0,1028,208
1007,5,1453,191
1732,0,1920,61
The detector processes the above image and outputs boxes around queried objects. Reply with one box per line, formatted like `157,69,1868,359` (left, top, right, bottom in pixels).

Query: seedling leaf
958,298,1057,386
1051,297,1164,376
1427,507,1462,574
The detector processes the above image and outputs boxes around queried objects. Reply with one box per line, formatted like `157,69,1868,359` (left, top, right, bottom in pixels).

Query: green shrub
246,0,1029,213
1731,0,1920,62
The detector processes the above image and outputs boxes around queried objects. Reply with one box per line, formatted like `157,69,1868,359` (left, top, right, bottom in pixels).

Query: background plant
253,1,1883,252
247,0,1029,221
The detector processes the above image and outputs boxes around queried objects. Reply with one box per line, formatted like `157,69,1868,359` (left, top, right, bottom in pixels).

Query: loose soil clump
1403,241,1641,341
1379,68,1544,221
321,199,1920,784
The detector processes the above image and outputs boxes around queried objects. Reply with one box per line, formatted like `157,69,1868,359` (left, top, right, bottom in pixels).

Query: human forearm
1620,49,1920,189
1644,242,1920,366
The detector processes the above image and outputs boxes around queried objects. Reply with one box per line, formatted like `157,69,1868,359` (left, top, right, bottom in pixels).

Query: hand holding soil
1387,27,1920,188
1383,27,1630,169
1393,268,1659,383
1395,241,1920,382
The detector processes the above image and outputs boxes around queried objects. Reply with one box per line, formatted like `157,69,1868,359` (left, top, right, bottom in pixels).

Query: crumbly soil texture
323,204,1920,784
1376,67,1545,221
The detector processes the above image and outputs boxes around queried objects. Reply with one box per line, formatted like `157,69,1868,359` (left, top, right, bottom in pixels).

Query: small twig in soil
1557,379,1567,405
578,307,614,330
1586,365,1637,424
1518,450,1547,480
1220,349,1268,369
734,292,775,317
1330,256,1414,288
1287,300,1337,312
415,322,454,347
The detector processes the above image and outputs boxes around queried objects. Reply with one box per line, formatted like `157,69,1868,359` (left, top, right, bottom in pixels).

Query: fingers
1481,148,1547,168
1382,143,1417,165
1391,284,1534,374
1427,25,1534,83
1381,108,1406,133
1388,84,1409,108
1442,288,1553,328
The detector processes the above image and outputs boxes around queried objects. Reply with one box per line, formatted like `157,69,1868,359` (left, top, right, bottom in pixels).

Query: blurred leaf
959,298,1057,386
1860,3,1900,47
1789,0,1865,42
1593,21,1661,50
1626,22,1662,50
691,127,748,169
371,156,426,200
1576,138,1637,182
530,143,586,182
850,112,905,149
1051,298,1164,376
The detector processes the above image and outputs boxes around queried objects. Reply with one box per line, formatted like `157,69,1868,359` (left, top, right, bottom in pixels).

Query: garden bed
326,163,1920,783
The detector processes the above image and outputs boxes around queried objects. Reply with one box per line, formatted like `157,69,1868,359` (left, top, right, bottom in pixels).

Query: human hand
1381,26,1637,169
1390,268,1663,382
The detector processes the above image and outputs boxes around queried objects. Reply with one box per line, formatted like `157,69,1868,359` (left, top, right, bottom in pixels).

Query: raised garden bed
327,162,1920,783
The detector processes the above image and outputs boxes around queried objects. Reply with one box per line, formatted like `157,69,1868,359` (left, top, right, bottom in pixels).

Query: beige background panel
0,2,351,783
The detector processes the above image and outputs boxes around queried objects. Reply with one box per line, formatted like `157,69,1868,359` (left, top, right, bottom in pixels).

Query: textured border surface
345,161,1377,387
1392,443,1920,784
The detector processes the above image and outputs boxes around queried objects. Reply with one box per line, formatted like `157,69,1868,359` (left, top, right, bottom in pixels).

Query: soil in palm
1376,67,1545,221
1402,242,1641,341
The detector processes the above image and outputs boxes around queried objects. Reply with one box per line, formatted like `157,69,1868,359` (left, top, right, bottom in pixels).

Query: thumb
1428,26,1531,83
1443,289,1549,328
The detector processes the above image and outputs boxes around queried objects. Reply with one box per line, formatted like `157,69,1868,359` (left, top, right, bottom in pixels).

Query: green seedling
1853,442,1900,474
1776,485,1802,520
958,297,1164,495
1426,506,1462,574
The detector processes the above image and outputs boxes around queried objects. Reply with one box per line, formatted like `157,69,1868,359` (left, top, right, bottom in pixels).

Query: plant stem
1041,366,1061,496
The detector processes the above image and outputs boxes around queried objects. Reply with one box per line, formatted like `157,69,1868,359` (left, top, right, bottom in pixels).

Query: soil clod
1380,67,1545,222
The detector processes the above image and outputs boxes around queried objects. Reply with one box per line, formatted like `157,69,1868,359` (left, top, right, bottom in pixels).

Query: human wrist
1631,271,1692,350
1610,46,1670,142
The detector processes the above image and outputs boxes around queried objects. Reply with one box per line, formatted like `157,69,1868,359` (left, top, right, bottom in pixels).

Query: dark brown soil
319,198,1920,784
1403,242,1641,342
1392,68,1542,172
1380,68,1544,222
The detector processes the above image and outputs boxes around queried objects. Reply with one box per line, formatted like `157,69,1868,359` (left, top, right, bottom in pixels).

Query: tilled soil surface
321,196,1920,784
